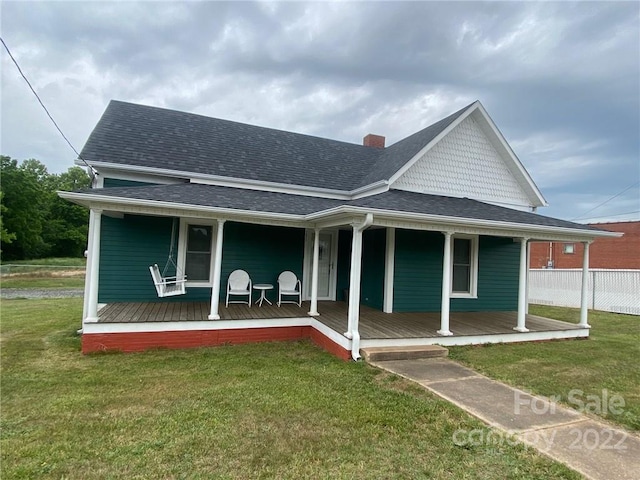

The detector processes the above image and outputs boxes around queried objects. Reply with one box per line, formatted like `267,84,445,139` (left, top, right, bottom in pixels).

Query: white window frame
563,243,575,254
177,218,217,287
450,234,478,299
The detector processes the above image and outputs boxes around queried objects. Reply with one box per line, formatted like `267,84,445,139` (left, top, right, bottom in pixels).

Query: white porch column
345,226,364,338
308,228,321,316
82,207,97,322
438,231,453,336
208,219,226,320
85,209,102,323
579,241,592,328
345,214,373,360
514,237,530,332
383,227,395,313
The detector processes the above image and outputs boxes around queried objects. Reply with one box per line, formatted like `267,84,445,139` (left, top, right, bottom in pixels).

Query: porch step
360,345,449,362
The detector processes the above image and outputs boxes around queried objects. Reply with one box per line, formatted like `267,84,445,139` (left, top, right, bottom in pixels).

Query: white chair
149,264,187,298
277,271,301,307
226,269,252,307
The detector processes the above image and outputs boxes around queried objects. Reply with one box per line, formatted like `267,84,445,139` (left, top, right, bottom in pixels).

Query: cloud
1,1,638,223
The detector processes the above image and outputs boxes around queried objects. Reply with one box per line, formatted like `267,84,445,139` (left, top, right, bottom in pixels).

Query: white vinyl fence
529,269,640,315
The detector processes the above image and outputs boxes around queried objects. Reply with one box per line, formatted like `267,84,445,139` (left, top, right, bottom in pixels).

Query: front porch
86,300,588,356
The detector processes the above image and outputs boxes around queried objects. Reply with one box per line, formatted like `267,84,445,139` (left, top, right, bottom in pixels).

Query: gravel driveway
1,288,84,299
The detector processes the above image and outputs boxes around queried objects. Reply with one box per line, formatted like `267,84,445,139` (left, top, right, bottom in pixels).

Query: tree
0,191,17,251
0,156,48,260
0,156,91,260
42,167,91,257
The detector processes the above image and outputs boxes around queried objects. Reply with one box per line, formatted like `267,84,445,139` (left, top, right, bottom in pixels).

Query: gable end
391,111,541,209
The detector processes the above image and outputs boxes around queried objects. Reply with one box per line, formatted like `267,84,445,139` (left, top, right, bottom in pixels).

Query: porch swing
149,218,187,297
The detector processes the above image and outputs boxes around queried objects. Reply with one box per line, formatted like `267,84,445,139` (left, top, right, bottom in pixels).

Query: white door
317,232,333,298
304,231,337,300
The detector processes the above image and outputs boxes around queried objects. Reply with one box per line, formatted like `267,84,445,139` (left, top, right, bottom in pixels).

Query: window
563,243,575,254
451,236,478,297
185,225,212,281
177,220,215,285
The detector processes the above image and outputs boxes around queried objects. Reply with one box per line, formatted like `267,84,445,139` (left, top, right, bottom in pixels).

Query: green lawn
449,305,640,432
1,299,579,479
1,276,85,289
1,257,85,288
2,257,86,266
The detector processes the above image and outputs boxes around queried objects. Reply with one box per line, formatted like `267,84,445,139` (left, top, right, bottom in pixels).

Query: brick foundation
82,325,351,360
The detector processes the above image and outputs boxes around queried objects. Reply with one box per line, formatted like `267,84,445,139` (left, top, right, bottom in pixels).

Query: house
530,221,638,269
60,100,619,360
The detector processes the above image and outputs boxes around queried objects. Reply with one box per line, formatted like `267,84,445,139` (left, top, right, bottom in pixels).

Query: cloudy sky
1,1,638,223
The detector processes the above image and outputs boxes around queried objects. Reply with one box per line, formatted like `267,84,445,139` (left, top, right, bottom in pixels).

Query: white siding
392,115,533,208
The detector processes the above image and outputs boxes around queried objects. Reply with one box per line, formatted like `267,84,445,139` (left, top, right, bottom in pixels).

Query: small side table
253,284,274,307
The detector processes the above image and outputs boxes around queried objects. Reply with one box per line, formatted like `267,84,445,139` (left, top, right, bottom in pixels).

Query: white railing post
438,231,453,336
591,270,596,311
208,219,226,320
514,237,530,332
579,241,592,328
308,228,320,316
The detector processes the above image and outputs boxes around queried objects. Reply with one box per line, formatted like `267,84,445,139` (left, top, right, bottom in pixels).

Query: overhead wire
573,210,640,222
0,36,98,177
571,181,639,221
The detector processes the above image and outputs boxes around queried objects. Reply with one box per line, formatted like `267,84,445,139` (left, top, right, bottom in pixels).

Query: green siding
451,236,520,311
103,178,158,188
99,217,304,303
361,229,386,310
336,230,352,301
98,214,197,303
393,229,519,312
335,228,385,308
219,222,304,301
393,230,444,312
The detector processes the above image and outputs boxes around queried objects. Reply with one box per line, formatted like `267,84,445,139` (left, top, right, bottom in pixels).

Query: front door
304,231,337,300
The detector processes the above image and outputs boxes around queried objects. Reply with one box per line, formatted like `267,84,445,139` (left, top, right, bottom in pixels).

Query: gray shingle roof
351,190,601,231
82,183,600,232
80,100,472,192
84,183,344,215
81,101,380,191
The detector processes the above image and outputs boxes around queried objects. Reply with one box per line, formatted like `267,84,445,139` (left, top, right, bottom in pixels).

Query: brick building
530,221,639,269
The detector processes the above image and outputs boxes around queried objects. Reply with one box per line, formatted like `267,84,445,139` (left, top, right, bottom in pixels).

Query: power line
573,210,640,221
0,36,98,176
571,181,639,221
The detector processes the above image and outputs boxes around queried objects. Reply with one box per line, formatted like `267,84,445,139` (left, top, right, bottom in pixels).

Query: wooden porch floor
97,300,582,339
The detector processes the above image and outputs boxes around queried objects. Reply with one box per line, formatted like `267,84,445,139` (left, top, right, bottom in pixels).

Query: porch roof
62,183,614,239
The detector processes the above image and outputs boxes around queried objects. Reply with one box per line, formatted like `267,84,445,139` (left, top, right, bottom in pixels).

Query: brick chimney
363,133,385,149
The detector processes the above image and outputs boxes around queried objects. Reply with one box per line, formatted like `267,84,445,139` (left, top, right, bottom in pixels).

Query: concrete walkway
373,358,640,480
